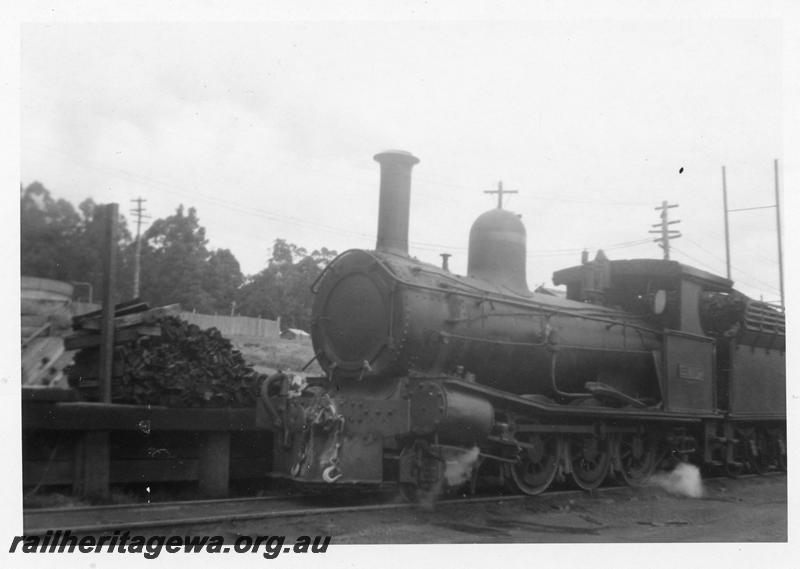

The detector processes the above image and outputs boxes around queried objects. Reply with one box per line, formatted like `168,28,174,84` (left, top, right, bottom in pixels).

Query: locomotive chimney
374,150,420,255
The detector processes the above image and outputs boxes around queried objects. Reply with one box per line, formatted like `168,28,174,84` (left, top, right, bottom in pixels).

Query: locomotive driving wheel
397,440,444,502
568,432,612,490
614,431,657,486
506,432,563,495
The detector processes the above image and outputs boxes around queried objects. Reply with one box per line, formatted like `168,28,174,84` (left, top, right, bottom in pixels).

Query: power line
28,142,763,284
25,143,659,255
670,245,780,295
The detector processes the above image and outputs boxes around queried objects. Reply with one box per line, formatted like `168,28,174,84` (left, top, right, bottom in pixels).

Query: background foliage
20,182,335,331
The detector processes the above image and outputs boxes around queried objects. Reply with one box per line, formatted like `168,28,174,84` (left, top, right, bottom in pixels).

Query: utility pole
722,166,732,279
649,201,681,260
774,159,784,309
721,159,783,308
484,181,518,209
129,197,150,299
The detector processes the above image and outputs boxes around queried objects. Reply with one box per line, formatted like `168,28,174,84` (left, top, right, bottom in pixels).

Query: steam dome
467,208,529,295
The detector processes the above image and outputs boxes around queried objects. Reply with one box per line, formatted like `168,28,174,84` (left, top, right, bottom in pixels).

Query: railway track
23,472,782,536
23,490,404,535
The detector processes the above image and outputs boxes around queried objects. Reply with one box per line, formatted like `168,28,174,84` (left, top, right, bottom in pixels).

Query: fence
179,312,281,339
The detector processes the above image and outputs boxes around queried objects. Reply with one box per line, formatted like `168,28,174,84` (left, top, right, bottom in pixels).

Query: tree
21,182,82,280
204,248,244,313
236,239,337,330
138,205,208,310
137,205,243,312
20,182,131,300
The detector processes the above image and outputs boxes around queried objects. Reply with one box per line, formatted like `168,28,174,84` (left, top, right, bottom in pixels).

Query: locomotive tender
259,150,786,495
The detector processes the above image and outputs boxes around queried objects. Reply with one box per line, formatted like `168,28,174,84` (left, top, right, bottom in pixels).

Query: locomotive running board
440,378,721,423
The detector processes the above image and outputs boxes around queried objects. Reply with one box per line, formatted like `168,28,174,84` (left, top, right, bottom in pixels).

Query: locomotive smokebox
374,150,420,255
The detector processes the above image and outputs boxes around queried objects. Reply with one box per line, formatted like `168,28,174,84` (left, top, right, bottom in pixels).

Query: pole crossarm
484,180,518,209
728,205,775,212
651,200,681,260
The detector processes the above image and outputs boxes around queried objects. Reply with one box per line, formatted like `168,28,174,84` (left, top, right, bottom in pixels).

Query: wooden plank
109,458,199,483
22,431,78,460
73,431,110,500
66,357,125,380
80,304,180,331
21,387,80,403
26,458,201,485
23,460,74,486
64,326,161,350
21,314,50,328
229,431,273,458
22,402,259,431
110,431,203,460
230,457,270,479
23,430,271,489
198,432,230,497
71,299,148,327
22,337,66,385
24,457,271,486
21,322,52,349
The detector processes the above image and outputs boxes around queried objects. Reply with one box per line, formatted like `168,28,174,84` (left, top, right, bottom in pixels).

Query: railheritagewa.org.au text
9,531,331,559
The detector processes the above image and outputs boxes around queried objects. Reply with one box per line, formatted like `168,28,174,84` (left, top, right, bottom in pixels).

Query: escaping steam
647,462,704,498
413,446,481,509
444,446,481,487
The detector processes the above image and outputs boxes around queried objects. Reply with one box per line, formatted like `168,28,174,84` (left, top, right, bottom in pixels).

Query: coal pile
66,302,265,408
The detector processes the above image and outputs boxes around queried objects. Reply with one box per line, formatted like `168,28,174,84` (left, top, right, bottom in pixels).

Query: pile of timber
65,301,265,408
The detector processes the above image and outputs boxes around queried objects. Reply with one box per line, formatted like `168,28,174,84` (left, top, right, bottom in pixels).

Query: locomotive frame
258,150,786,497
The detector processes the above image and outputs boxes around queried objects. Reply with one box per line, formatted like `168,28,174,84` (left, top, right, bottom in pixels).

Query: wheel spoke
569,433,611,490
506,431,562,495
614,432,656,487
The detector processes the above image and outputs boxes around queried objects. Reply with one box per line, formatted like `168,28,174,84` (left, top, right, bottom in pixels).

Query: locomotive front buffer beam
269,380,493,485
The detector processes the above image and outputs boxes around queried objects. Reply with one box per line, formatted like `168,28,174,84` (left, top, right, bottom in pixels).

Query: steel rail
27,492,317,516
23,473,782,536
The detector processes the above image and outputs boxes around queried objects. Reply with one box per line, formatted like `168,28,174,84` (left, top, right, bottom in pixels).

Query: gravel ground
215,473,786,544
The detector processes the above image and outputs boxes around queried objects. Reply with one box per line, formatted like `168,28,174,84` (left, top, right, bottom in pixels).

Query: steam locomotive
258,150,786,496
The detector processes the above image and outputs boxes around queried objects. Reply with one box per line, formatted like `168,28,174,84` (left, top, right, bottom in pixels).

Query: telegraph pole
774,159,784,309
722,159,784,308
722,166,732,279
484,181,518,209
650,201,681,260
129,197,150,299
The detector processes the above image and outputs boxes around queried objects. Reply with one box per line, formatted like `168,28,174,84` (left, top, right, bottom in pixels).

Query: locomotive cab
554,255,736,414
553,254,733,334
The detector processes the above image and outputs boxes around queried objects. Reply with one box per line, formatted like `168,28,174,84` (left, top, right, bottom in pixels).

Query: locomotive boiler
259,150,786,496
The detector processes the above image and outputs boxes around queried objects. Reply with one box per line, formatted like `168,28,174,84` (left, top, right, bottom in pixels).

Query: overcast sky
21,19,784,301
5,5,800,566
